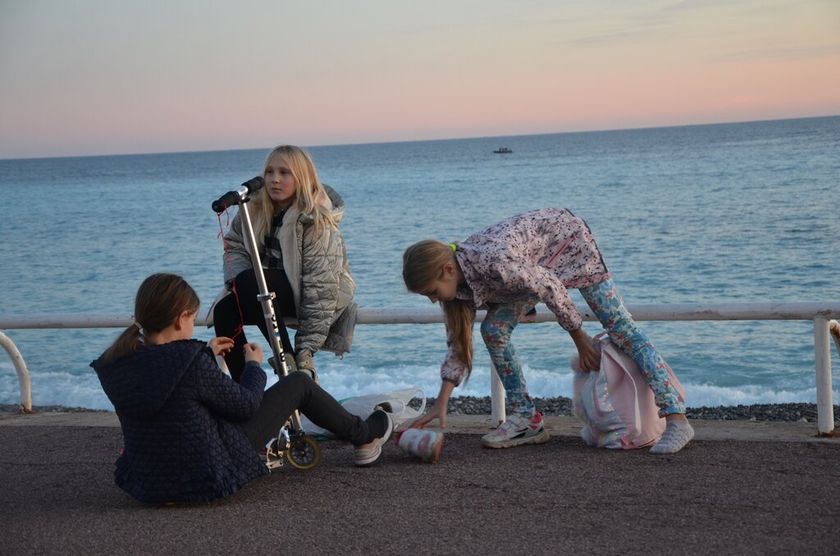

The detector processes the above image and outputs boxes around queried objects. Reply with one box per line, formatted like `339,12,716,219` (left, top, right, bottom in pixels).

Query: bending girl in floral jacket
402,208,693,454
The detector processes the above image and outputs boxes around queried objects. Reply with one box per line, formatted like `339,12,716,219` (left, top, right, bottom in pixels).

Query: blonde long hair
100,273,200,364
251,145,341,247
403,240,474,375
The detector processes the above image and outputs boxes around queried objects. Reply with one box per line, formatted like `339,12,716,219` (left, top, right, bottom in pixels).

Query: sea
1,116,838,410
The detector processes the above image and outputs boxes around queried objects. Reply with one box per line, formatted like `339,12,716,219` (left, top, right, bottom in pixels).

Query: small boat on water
493,147,513,154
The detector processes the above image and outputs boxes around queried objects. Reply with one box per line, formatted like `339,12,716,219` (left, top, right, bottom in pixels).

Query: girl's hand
569,328,600,371
410,379,453,429
576,342,601,371
409,401,448,429
208,337,235,357
243,343,264,364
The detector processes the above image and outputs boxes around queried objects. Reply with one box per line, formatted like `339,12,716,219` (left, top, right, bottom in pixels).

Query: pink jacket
441,208,610,385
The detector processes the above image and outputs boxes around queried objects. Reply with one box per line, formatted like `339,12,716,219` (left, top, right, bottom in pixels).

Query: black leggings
240,372,388,449
214,268,296,381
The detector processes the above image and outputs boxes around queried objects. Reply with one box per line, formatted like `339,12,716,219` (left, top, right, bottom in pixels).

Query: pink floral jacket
441,208,611,385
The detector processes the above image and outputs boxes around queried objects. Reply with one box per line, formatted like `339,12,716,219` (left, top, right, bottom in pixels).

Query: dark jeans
240,373,387,450
214,268,297,381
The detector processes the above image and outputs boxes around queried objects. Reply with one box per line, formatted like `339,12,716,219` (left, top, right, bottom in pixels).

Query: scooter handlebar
211,176,265,213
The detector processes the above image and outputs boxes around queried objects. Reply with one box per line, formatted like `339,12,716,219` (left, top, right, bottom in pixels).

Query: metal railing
2,302,840,434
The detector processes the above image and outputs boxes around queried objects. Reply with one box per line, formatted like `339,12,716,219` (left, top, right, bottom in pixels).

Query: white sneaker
481,412,550,449
354,410,394,466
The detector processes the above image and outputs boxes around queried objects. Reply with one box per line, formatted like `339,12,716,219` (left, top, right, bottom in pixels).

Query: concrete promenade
1,411,839,554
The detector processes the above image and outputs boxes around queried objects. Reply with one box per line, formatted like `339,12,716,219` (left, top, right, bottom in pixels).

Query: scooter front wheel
287,435,321,470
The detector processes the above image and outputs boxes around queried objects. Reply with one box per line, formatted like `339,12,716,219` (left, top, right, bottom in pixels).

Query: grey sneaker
298,367,318,383
354,410,394,466
268,355,295,374
268,355,319,384
650,419,694,454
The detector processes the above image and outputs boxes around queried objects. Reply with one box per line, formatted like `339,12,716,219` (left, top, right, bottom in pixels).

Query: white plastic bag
301,388,426,439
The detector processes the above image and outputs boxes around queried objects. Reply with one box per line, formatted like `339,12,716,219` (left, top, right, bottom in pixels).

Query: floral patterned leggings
481,278,685,418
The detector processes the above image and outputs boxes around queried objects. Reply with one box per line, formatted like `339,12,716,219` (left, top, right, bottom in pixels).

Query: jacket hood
297,184,345,225
91,340,206,418
323,184,345,212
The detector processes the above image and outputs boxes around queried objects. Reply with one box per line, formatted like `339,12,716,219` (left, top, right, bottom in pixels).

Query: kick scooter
212,177,320,470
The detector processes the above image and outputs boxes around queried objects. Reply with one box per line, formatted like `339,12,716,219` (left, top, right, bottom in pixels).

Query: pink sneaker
481,412,550,449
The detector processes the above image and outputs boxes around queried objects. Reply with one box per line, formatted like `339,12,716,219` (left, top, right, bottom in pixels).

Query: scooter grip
241,176,264,193
212,190,240,213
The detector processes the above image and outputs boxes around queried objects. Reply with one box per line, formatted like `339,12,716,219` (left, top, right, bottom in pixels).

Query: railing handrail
2,303,839,434
2,301,840,329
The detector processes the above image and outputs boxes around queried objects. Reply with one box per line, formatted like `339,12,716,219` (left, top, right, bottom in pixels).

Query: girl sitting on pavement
402,208,693,454
91,273,392,505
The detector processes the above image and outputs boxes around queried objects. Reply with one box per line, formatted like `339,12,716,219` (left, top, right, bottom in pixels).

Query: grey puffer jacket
222,185,356,359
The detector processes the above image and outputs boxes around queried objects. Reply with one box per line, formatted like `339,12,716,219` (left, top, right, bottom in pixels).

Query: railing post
490,362,506,426
0,330,32,413
814,317,835,435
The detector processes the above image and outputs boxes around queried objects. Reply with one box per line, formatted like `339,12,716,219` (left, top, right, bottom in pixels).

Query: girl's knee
212,296,239,332
213,295,230,317
233,269,257,292
480,318,512,343
280,370,312,390
481,332,512,353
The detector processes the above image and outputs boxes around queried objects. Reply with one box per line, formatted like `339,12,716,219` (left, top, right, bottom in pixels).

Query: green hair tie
448,242,457,252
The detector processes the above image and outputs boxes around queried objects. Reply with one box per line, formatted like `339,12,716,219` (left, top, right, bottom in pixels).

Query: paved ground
1,412,839,554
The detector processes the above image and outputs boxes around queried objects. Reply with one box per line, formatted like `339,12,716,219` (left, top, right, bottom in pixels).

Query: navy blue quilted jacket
91,339,269,503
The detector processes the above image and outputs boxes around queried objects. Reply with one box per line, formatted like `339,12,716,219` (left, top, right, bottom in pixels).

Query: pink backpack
571,333,686,449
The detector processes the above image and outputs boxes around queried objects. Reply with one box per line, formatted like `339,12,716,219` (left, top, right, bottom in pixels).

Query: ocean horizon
1,115,838,410
3,114,837,162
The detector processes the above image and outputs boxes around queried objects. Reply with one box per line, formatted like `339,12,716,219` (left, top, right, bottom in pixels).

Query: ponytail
100,324,143,365
442,299,474,377
403,240,474,376
99,273,200,365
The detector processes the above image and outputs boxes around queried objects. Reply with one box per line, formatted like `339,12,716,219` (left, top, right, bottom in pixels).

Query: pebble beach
444,396,837,423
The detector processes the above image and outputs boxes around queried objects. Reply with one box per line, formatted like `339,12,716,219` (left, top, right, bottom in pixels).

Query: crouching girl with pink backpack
402,208,694,454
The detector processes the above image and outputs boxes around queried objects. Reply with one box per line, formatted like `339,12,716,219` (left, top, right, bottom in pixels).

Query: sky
1,0,839,159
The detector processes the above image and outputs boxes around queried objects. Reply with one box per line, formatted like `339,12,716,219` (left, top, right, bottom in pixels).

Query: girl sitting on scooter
213,145,356,382
92,273,392,504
